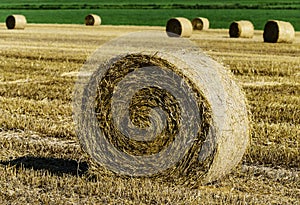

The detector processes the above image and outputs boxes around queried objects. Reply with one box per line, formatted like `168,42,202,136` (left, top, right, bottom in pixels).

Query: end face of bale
229,22,240,38
85,14,101,26
229,20,254,38
192,17,209,30
6,14,27,30
263,20,295,43
166,17,193,38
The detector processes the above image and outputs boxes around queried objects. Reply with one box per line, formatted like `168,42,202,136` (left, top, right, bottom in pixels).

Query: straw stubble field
0,24,299,204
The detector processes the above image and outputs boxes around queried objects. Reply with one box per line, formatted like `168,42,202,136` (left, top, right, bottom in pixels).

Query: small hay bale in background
192,17,209,30
263,20,295,43
229,20,254,38
85,14,101,26
6,15,27,30
166,17,193,38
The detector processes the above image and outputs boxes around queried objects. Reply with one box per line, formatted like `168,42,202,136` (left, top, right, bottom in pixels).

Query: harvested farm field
0,23,299,204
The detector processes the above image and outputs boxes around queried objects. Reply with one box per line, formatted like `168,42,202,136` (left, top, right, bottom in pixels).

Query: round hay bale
6,15,27,30
229,20,254,38
166,17,193,38
85,14,101,26
192,17,209,30
263,20,295,43
73,31,249,185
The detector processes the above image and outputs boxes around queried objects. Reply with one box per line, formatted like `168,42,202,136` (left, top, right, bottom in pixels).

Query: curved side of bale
229,20,254,38
263,20,295,43
166,17,193,38
192,17,209,30
6,15,27,30
201,63,249,183
85,14,101,26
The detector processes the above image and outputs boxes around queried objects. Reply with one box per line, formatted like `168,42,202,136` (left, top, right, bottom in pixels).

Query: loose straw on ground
229,20,254,38
263,20,295,43
85,14,101,26
6,15,27,30
192,17,209,30
166,17,193,38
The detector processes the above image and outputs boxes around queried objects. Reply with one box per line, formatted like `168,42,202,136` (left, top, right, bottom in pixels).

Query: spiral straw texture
73,31,249,185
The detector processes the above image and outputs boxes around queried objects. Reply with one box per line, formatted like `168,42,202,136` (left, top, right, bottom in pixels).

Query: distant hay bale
263,20,295,43
6,15,27,30
229,20,254,38
192,17,209,30
74,31,249,185
85,14,101,26
166,17,193,37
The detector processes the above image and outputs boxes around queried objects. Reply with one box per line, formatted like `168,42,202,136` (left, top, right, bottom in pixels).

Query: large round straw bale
263,20,295,43
73,31,249,185
229,20,254,38
85,14,101,26
192,17,209,30
6,15,27,30
166,17,193,38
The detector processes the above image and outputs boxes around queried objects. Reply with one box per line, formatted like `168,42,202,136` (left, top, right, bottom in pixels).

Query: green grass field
0,0,299,30
0,0,300,6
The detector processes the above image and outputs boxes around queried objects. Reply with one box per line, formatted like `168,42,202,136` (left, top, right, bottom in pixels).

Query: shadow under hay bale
6,14,27,30
263,20,295,43
192,17,209,31
229,20,254,38
166,17,193,38
85,14,101,26
73,31,249,186
0,156,89,176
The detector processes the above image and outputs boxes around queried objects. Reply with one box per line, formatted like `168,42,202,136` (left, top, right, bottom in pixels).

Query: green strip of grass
0,9,299,30
0,3,300,10
0,0,300,7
